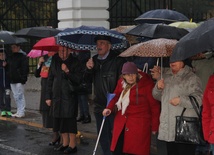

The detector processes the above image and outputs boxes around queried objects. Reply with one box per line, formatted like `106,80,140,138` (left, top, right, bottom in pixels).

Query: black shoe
49,136,60,146
82,115,91,124
54,144,68,151
64,146,77,154
77,115,84,122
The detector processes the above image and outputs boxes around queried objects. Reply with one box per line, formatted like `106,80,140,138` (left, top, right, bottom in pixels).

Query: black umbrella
0,31,27,45
170,18,214,62
14,26,61,38
135,9,189,24
126,23,189,40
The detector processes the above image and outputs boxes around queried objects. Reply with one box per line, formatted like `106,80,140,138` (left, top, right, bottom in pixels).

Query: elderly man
86,35,126,155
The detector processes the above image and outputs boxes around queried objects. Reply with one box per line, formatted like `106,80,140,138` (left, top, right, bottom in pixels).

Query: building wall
57,0,109,28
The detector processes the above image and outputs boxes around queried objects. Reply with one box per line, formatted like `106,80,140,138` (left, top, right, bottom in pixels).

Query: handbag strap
189,96,200,118
180,108,186,117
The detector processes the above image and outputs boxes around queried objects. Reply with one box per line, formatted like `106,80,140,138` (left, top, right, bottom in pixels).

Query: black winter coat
89,51,126,113
46,54,84,118
8,52,29,84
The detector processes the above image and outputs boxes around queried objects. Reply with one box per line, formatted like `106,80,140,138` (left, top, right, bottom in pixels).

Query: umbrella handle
161,57,163,79
156,58,159,66
142,63,148,73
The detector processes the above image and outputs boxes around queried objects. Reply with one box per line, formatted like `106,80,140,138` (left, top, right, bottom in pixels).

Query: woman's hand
61,63,69,73
150,66,161,80
152,131,157,135
102,109,111,117
169,97,180,106
38,57,45,66
157,79,164,90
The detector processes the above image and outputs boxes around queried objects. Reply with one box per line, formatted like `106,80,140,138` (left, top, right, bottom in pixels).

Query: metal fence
108,0,213,28
0,0,57,73
109,0,174,28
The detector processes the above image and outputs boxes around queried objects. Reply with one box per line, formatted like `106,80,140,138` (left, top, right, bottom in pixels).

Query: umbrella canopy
0,31,27,45
135,9,189,24
56,25,127,50
33,37,59,51
111,25,139,45
27,49,48,58
170,18,214,62
126,23,189,40
119,38,178,57
169,21,198,29
14,26,61,38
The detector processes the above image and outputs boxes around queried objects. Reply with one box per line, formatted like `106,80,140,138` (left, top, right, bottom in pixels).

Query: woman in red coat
202,74,214,155
103,62,160,155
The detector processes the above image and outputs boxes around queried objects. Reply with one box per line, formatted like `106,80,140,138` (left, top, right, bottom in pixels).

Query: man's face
58,46,71,60
96,40,111,57
11,45,20,53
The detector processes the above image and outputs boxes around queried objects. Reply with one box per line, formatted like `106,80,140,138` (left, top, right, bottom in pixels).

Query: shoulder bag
175,96,206,144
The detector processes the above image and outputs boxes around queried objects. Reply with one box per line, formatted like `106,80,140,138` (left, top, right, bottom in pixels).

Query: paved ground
0,75,157,155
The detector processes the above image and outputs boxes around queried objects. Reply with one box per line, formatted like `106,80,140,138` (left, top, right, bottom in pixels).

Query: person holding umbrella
34,51,60,146
86,35,126,155
0,48,12,117
152,59,203,155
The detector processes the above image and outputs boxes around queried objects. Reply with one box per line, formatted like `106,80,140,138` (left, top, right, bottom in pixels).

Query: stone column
57,0,109,29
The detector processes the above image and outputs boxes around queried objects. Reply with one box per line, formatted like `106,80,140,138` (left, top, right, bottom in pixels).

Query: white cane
93,116,106,155
92,93,115,155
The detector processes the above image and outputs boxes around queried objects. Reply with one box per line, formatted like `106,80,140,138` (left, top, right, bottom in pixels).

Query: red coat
202,74,214,143
107,72,160,155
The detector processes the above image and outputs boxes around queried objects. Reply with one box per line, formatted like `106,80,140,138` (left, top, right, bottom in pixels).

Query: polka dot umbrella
56,25,128,50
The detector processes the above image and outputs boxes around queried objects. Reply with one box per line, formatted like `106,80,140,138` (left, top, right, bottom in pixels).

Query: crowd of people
0,34,214,155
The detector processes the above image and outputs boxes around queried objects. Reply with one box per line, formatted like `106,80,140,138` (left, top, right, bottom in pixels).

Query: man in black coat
7,44,29,118
86,35,126,155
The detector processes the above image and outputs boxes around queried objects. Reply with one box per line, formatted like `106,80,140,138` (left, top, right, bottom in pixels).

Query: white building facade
57,0,109,29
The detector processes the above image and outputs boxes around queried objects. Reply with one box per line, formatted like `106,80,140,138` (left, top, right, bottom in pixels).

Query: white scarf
115,82,131,115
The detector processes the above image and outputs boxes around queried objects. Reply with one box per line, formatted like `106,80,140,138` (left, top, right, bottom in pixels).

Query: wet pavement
0,108,157,155
0,76,157,155
0,120,102,155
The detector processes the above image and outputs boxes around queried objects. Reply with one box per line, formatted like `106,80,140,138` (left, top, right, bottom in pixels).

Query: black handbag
175,96,206,144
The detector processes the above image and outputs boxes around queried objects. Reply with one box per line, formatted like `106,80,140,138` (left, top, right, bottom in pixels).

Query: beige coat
152,65,203,142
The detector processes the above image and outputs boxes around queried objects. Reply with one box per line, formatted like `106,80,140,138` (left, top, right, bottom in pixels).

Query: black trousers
166,142,196,155
113,128,133,155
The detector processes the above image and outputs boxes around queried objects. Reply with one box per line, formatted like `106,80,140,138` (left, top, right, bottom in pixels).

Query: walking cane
92,93,115,155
